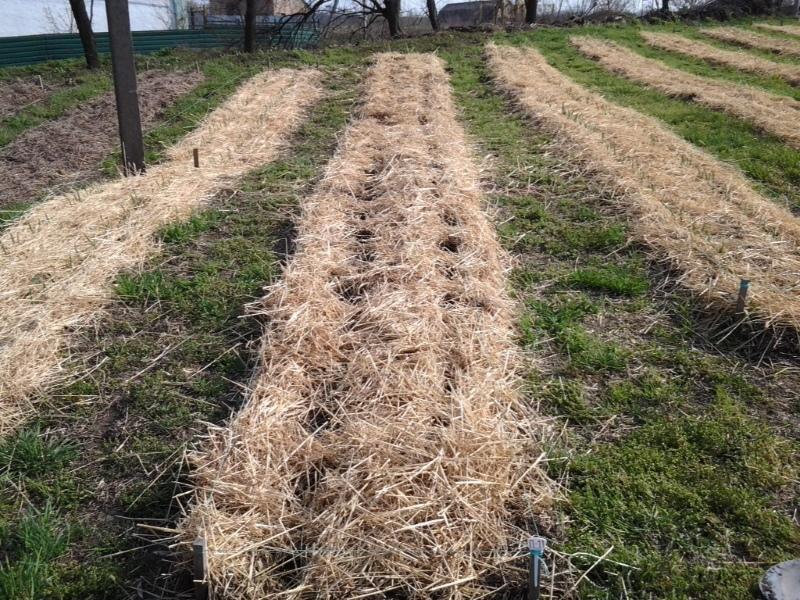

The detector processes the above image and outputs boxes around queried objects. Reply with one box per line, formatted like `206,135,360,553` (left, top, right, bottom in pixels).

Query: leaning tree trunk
68,0,100,69
426,0,439,31
524,0,538,23
244,0,257,53
385,0,402,37
661,0,669,12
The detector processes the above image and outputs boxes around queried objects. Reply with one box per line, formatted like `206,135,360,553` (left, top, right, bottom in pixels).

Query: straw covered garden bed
181,52,557,599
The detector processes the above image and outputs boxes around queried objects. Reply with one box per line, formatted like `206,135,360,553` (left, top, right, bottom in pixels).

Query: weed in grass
0,504,69,600
0,428,76,478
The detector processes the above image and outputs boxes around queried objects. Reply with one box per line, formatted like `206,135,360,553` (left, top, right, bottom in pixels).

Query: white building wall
0,0,181,37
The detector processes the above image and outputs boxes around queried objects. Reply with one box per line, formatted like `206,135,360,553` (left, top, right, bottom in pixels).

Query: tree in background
299,0,403,37
384,0,402,36
68,0,100,69
426,0,440,31
244,0,257,52
525,0,538,23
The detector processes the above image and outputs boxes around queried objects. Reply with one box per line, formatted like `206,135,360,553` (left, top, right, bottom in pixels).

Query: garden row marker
736,279,750,316
528,536,546,600
193,148,200,168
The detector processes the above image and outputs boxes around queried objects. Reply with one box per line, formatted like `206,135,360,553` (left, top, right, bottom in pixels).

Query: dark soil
0,70,202,208
0,77,55,120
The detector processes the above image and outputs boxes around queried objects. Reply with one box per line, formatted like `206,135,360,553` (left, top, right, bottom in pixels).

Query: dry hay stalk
754,23,800,38
572,37,800,148
642,31,800,86
0,68,323,433
487,43,800,331
701,26,800,57
182,52,556,599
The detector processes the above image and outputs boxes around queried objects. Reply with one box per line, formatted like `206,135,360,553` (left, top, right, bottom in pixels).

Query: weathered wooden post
105,0,145,175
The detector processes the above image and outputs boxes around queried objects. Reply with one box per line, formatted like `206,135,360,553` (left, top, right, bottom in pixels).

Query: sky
0,0,179,37
0,0,656,38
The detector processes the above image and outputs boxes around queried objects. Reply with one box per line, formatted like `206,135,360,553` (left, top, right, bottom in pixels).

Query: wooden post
106,0,145,175
193,148,200,168
244,0,257,53
193,537,208,600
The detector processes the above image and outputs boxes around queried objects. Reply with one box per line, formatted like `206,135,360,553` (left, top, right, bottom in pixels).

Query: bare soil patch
0,70,202,207
0,77,55,120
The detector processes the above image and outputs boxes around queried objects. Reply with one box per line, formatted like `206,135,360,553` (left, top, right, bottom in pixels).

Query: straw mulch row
488,43,800,333
642,31,800,86
0,70,202,208
572,37,800,149
0,68,323,434
754,23,800,38
181,52,556,599
701,26,800,57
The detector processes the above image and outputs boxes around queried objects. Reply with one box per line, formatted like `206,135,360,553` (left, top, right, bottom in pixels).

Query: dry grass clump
0,68,323,433
488,42,800,332
642,31,800,86
701,26,800,57
754,23,800,38
182,52,556,598
573,37,800,148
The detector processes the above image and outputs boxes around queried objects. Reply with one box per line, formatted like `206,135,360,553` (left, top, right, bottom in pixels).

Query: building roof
439,0,495,14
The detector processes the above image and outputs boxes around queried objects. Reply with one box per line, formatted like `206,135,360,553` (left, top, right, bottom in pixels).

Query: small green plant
0,428,75,478
0,504,69,600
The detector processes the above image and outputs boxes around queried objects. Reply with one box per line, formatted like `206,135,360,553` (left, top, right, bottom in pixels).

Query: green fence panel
0,27,318,68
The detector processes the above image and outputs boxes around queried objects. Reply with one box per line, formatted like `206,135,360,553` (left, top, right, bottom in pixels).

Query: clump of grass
565,263,648,297
0,504,69,600
0,428,75,478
